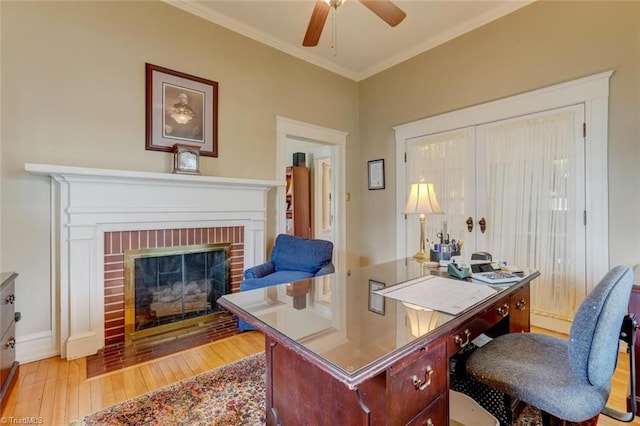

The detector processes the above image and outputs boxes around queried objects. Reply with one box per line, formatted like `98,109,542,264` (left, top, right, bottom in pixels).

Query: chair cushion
467,333,607,422
240,270,315,291
270,234,333,274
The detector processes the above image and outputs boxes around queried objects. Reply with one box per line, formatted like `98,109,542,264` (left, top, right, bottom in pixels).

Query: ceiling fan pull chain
331,6,337,57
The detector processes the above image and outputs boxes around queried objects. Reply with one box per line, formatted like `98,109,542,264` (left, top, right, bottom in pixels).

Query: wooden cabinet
628,286,640,414
0,272,19,413
285,166,311,238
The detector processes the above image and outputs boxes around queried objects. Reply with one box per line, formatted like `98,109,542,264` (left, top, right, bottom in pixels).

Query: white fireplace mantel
25,163,280,359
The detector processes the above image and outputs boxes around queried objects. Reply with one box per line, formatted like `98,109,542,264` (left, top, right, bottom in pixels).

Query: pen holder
430,249,460,262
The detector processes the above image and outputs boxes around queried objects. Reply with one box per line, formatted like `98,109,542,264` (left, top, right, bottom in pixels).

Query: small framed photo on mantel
145,63,219,158
173,144,201,175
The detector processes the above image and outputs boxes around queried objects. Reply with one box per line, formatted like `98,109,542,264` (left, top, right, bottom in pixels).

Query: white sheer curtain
482,108,579,321
407,130,469,246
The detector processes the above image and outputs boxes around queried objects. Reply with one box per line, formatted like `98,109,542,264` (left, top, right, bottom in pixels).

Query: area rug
75,352,541,426
74,353,266,426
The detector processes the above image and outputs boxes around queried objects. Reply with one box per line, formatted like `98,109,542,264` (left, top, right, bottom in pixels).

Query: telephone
448,262,470,279
471,251,492,261
470,251,501,273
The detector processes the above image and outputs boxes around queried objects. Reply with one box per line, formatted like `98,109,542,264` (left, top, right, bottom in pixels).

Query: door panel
406,128,475,259
476,105,586,321
404,104,586,325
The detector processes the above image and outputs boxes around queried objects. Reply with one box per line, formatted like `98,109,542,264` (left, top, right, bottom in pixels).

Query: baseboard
531,313,571,335
15,330,59,363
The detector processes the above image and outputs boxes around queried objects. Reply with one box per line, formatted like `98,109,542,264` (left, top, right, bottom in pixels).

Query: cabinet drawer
447,296,510,357
0,324,15,386
387,341,447,423
406,392,447,426
0,279,15,338
509,282,530,333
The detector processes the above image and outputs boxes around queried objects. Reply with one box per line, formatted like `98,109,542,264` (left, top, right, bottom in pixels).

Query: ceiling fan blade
359,0,407,27
303,0,331,47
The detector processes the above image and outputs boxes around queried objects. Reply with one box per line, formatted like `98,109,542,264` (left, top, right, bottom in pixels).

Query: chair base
541,411,599,426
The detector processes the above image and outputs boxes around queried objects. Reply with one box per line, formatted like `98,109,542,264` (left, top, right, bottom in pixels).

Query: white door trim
394,70,612,294
276,116,348,272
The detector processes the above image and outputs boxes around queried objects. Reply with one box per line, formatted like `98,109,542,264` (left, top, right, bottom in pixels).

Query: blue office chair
237,234,334,331
466,265,636,425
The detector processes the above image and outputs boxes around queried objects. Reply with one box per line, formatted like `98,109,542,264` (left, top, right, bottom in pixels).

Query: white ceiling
166,0,533,81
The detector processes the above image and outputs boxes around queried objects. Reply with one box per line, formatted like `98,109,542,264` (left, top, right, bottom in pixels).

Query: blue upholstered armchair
238,234,334,331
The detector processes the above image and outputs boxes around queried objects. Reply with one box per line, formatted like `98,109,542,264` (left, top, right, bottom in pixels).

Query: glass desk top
219,257,537,381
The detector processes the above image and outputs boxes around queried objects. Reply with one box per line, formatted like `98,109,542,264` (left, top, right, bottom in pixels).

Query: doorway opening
276,117,347,272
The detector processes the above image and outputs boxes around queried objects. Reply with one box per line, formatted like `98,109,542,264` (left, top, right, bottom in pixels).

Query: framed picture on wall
368,159,385,190
368,280,386,315
145,63,219,157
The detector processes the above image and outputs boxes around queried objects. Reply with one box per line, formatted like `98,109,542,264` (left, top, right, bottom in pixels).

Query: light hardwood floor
3,328,639,425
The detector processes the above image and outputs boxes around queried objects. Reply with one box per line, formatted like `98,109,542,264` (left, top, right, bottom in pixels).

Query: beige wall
2,0,639,361
0,1,360,349
358,1,640,267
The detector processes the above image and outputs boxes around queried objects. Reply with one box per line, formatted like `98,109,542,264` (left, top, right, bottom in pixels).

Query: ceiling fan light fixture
303,0,405,48
323,0,345,8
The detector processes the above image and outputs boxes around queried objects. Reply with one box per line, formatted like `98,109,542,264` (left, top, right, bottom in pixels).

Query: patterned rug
75,352,541,426
74,353,266,426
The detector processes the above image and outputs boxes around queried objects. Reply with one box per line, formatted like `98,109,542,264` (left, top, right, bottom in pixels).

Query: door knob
466,217,473,232
478,217,486,233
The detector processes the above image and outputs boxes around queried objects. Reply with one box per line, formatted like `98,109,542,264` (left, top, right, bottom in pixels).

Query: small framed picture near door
368,159,385,190
368,280,385,315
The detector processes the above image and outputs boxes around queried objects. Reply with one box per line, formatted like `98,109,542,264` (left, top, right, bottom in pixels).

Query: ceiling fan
303,0,407,47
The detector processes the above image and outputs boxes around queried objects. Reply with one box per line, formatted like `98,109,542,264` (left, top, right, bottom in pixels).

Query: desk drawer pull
515,299,527,311
421,419,434,426
454,329,471,348
411,365,434,391
496,303,509,318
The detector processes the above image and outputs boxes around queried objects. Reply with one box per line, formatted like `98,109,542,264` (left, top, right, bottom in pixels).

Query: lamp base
413,251,439,267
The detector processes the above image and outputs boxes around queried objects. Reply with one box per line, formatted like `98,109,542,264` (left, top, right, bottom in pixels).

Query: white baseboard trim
531,313,572,335
16,331,59,364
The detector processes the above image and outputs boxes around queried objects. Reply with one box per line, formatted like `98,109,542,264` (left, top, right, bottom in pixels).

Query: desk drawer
387,340,447,423
509,282,530,333
406,392,447,426
447,296,510,357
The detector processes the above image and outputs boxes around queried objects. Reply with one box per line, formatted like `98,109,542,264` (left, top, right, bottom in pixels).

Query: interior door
475,105,586,324
311,146,334,244
405,128,476,259
404,104,586,328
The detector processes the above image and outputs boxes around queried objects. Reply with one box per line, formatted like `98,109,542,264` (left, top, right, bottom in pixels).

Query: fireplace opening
124,243,231,345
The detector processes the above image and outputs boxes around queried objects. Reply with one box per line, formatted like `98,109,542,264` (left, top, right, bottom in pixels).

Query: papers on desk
374,275,498,315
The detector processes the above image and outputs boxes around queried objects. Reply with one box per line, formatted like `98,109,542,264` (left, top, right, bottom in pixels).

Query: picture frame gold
146,63,218,157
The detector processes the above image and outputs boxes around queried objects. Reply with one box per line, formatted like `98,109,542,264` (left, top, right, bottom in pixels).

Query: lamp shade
403,182,443,215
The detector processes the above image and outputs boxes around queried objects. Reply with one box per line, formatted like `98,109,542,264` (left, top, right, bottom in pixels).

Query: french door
404,104,586,325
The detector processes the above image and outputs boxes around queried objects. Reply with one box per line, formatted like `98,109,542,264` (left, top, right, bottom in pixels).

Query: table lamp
402,182,443,264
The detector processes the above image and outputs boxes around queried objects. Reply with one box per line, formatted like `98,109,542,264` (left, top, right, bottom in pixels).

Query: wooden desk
219,259,539,425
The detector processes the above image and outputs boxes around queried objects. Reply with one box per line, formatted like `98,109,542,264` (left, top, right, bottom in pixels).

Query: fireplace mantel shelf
25,163,282,189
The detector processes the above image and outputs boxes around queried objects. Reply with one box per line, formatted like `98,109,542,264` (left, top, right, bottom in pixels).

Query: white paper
374,275,498,315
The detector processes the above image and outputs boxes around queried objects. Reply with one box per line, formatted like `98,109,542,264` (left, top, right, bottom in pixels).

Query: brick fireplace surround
103,226,244,347
25,163,278,362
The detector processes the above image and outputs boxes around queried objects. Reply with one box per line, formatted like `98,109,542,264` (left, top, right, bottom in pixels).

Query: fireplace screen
124,243,230,344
